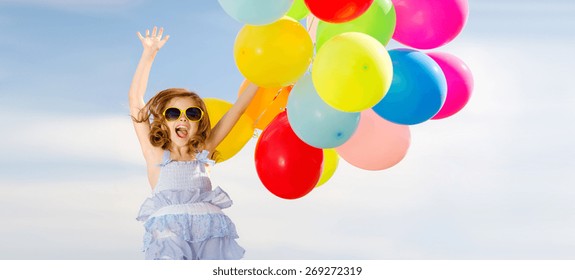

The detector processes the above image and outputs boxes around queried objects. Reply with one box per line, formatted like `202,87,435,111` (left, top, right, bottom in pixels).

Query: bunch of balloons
217,0,474,199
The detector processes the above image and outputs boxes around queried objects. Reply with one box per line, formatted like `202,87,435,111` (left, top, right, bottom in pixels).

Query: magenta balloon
392,0,468,49
336,109,410,170
427,52,474,120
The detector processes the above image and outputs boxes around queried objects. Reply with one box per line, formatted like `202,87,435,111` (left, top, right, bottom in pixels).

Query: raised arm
129,27,170,162
205,82,259,152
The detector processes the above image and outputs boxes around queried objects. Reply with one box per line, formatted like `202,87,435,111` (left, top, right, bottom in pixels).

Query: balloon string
306,16,317,74
306,16,316,33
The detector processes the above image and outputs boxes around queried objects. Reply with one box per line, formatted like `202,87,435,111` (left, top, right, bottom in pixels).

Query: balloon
287,0,309,20
255,112,323,199
287,74,360,148
203,98,254,163
316,149,339,187
372,49,446,125
312,32,393,112
238,80,291,130
304,0,374,23
316,0,396,51
218,0,293,25
427,52,474,120
392,0,469,49
234,17,313,88
336,109,410,170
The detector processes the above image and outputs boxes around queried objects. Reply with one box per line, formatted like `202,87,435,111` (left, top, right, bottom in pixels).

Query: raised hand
137,26,170,53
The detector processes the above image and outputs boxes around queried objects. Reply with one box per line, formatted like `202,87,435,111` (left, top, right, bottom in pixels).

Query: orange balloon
238,80,292,130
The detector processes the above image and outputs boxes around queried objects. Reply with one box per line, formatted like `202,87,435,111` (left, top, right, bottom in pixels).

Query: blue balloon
372,49,447,125
287,74,360,148
218,0,293,25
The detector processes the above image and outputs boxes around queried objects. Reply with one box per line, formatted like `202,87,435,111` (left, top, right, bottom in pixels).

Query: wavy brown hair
133,88,219,160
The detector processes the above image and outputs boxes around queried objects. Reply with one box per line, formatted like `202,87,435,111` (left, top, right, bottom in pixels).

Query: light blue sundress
136,150,244,260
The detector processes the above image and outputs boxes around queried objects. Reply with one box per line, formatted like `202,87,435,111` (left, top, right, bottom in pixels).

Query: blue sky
0,1,243,115
1,0,574,259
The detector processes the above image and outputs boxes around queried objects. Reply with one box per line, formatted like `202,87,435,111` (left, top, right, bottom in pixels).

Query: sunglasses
162,106,204,122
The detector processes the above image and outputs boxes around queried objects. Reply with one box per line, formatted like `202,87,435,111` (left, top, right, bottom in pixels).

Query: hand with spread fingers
137,26,170,53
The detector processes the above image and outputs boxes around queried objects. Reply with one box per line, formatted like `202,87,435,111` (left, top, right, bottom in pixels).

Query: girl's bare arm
205,82,259,152
128,27,170,162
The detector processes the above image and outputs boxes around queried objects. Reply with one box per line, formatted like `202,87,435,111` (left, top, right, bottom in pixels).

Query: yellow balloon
312,32,393,112
316,149,339,187
203,98,254,163
234,17,313,88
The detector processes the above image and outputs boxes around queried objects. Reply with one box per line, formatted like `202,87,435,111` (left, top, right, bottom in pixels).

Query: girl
129,27,258,260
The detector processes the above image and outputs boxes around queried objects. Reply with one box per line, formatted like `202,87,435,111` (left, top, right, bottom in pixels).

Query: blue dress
136,150,245,260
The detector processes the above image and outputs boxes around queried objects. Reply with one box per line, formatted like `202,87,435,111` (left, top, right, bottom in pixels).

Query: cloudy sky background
0,0,574,259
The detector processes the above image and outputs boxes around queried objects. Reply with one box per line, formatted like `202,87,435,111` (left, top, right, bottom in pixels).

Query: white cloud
0,114,143,165
472,0,575,13
0,177,149,259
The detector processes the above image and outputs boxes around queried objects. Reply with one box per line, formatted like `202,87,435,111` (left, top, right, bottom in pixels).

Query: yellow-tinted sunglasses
162,106,204,122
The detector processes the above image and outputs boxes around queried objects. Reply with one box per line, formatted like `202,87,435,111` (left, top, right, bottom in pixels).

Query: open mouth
175,125,189,138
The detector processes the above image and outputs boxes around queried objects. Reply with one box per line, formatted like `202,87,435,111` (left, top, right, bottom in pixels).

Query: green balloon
316,0,396,51
286,0,309,20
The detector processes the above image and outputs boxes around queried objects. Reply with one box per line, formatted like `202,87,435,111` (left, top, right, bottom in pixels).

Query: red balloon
255,112,323,199
305,0,374,23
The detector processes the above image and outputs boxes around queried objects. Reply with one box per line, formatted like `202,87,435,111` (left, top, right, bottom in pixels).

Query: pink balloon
392,0,468,49
427,52,474,120
336,109,410,171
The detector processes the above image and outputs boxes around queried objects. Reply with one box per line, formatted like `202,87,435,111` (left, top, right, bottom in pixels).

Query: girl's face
163,97,201,148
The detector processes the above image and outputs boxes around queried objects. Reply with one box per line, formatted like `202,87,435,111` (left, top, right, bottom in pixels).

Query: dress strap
195,150,216,166
158,150,172,167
